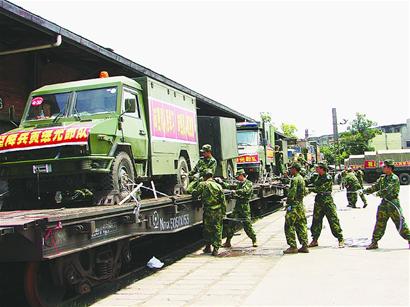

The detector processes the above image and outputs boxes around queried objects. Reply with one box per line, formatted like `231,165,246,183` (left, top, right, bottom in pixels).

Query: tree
260,112,272,123
339,113,381,155
281,123,298,139
320,144,348,165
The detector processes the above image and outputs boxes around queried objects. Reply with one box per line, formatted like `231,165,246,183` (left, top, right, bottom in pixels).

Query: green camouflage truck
235,121,276,181
363,149,410,185
0,76,236,209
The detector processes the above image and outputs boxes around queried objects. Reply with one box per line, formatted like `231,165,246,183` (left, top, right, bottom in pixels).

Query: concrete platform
92,186,410,306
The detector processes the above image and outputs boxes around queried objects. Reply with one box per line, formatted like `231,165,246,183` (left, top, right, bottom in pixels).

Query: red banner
364,160,376,168
236,154,259,164
0,123,93,153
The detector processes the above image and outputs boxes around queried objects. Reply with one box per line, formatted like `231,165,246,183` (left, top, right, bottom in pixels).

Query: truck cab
235,122,275,181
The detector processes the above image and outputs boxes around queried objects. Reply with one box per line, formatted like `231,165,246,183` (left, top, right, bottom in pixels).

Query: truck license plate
33,164,52,174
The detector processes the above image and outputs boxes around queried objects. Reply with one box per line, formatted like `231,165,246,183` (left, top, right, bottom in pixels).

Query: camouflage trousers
225,202,256,242
203,208,224,249
311,196,344,241
372,200,410,243
285,204,308,248
347,190,367,207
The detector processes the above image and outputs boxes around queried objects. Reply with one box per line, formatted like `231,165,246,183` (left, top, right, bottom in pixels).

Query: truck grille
0,145,88,162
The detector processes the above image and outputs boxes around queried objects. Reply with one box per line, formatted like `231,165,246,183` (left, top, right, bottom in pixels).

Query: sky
11,0,410,137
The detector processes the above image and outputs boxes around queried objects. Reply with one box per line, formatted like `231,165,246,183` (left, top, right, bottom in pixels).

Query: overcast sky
12,0,409,137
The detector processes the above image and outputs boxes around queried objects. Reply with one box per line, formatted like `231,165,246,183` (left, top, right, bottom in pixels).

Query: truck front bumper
0,156,114,179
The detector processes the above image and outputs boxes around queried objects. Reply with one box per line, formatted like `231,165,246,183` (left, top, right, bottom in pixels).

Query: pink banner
149,98,197,143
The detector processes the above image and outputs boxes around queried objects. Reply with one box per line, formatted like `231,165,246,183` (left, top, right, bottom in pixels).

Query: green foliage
320,144,348,165
281,123,298,139
339,113,381,155
320,113,381,164
260,112,272,123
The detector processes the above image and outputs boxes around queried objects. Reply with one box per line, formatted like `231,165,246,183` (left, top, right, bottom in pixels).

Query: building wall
402,119,410,148
370,132,402,150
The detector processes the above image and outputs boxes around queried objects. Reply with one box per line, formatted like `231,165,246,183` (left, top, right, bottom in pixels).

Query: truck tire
399,173,410,185
176,156,189,194
100,151,135,200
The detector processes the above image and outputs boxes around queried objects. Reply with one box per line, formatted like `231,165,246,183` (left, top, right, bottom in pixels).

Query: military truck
235,121,276,181
0,76,236,210
344,154,365,170
363,149,410,185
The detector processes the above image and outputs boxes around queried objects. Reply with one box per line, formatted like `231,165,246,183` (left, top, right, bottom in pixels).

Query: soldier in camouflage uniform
364,159,410,250
283,163,309,254
308,162,344,248
344,168,362,208
192,169,226,256
187,144,217,194
355,167,368,208
275,145,285,176
222,169,257,248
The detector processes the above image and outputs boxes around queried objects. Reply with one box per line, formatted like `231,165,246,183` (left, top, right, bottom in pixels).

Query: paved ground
91,185,410,306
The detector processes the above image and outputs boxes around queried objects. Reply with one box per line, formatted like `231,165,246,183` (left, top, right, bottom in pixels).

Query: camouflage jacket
286,173,306,207
308,173,333,198
232,179,253,204
364,173,400,201
343,172,361,191
190,156,217,178
192,179,226,212
355,170,364,187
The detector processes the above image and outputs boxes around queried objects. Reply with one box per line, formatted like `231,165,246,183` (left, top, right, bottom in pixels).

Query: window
237,131,258,146
26,92,70,121
74,87,117,115
406,141,410,148
123,90,140,118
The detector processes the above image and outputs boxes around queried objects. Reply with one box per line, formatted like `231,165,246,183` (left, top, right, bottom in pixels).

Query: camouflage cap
383,159,395,168
290,162,301,171
315,162,328,170
235,169,247,177
200,144,212,152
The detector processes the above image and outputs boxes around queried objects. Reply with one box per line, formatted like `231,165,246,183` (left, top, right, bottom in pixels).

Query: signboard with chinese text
148,97,197,144
0,123,93,153
236,154,259,164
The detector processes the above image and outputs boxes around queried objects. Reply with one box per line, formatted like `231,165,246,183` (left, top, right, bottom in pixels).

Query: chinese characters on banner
0,123,92,152
149,98,197,144
236,154,259,164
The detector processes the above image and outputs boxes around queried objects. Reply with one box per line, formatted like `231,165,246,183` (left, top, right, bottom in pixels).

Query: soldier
344,168,362,208
275,145,285,176
222,169,257,248
191,169,226,256
308,162,344,248
364,159,410,250
355,167,368,208
283,162,309,254
187,144,217,193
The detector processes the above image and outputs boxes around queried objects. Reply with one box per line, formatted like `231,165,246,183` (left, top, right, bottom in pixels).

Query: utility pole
332,108,341,170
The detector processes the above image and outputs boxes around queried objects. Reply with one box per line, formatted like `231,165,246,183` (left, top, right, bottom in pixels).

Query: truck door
121,89,148,159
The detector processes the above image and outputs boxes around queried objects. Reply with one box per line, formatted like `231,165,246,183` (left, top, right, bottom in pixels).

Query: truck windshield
74,87,117,115
25,92,70,121
237,131,258,146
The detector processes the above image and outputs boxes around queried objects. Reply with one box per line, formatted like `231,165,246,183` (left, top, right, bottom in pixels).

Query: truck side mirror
124,98,136,113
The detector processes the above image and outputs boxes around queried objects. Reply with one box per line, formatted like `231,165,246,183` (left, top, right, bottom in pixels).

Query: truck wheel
176,156,189,194
100,152,135,201
399,173,410,185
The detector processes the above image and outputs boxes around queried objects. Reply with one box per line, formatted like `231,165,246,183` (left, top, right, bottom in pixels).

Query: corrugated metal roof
0,0,255,122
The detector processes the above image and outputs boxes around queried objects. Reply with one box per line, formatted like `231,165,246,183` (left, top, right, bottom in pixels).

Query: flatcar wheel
24,261,66,307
